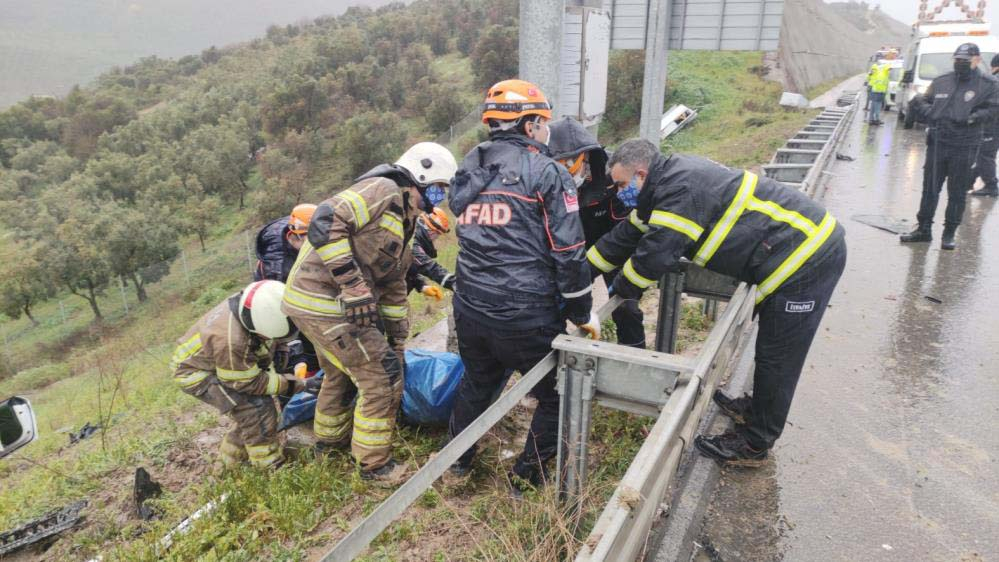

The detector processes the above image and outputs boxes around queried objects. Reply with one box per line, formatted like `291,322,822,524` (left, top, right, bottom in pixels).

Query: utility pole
639,0,672,144
519,0,566,117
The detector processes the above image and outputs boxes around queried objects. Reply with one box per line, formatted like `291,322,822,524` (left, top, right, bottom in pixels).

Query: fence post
181,250,191,285
118,277,129,315
59,300,67,324
244,231,255,274
1,324,12,366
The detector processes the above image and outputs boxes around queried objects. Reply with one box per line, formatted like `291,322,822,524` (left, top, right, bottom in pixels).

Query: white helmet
237,280,293,339
394,142,457,187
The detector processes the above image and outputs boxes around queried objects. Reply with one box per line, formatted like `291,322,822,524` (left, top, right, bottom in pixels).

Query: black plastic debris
68,422,100,445
835,153,855,161
924,295,943,304
134,467,163,521
851,214,911,235
0,500,87,555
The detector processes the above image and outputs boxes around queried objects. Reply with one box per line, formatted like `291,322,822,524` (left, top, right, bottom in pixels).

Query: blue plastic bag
277,349,464,430
401,349,464,426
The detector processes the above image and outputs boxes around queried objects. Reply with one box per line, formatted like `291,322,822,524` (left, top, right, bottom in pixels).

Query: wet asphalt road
697,107,999,561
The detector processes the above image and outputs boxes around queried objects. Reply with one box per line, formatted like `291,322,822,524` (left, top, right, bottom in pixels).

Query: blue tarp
278,349,464,430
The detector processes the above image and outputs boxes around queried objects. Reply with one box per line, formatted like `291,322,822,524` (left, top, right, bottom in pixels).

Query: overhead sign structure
561,7,613,126
608,0,784,51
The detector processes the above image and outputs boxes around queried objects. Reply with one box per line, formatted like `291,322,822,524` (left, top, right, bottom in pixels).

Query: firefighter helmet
394,142,458,188
237,280,293,339
481,79,552,124
421,208,451,234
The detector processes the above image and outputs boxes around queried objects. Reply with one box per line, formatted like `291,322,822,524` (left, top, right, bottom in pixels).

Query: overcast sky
869,0,998,32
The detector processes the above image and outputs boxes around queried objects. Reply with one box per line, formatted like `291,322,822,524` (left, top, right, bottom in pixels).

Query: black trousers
975,134,999,191
602,271,646,348
917,138,978,228
448,312,562,481
743,238,847,450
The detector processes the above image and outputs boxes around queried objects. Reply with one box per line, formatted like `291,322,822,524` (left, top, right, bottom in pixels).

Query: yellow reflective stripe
315,410,351,428
246,443,282,467
622,258,656,289
282,287,344,315
649,210,704,241
316,239,352,262
756,213,837,304
354,415,392,431
265,372,282,395
745,197,818,237
319,347,351,375
338,190,370,227
174,370,210,389
220,438,246,458
170,333,203,368
628,210,650,233
694,171,757,266
217,367,258,382
378,304,407,320
352,430,393,446
586,246,616,273
379,213,404,239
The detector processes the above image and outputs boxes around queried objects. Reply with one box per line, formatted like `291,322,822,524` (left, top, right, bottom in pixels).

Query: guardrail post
655,270,684,353
556,356,586,505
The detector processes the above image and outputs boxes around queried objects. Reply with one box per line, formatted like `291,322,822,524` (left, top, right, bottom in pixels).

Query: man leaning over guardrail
586,139,847,466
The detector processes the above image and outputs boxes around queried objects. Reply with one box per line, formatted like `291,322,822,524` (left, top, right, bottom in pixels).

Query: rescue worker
868,60,890,125
901,43,999,250
405,208,456,300
444,79,599,489
865,60,879,110
587,139,846,466
171,280,315,468
548,116,646,348
971,53,999,198
281,142,457,483
254,204,317,282
254,204,320,373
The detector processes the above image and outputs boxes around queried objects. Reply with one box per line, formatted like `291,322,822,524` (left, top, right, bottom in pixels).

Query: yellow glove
577,312,601,340
422,286,444,301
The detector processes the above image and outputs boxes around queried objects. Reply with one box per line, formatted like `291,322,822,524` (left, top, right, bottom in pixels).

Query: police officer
445,80,598,488
588,139,846,466
548,117,646,348
282,142,457,483
971,53,999,198
901,43,999,249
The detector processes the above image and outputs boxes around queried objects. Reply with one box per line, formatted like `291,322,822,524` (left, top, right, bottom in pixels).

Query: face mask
954,59,973,76
617,177,640,208
572,162,590,188
425,184,446,207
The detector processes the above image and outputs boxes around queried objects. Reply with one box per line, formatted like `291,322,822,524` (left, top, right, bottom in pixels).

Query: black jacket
910,68,999,146
450,133,591,328
405,221,453,292
547,117,630,246
589,153,844,305
254,217,297,282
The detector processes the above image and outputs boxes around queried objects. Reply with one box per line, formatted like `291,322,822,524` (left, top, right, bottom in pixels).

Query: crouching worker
171,280,313,469
282,142,457,483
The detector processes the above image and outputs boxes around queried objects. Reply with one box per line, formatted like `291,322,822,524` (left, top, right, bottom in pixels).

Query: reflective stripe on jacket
590,153,844,304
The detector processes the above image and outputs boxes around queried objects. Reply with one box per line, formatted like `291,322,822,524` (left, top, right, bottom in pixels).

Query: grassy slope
0,51,818,561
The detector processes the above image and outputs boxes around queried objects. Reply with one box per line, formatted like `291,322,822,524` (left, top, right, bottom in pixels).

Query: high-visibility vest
870,64,890,93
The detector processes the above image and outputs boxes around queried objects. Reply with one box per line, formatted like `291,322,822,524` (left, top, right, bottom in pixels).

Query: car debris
0,500,87,556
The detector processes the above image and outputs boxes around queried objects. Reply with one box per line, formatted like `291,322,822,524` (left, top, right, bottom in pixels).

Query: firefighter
254,204,317,282
254,204,321,374
548,116,646,349
971,53,999,198
588,139,847,466
171,280,315,469
901,43,999,249
405,208,455,300
281,142,457,483
444,79,599,489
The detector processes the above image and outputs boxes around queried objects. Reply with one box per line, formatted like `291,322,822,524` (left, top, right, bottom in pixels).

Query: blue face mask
424,184,447,207
616,177,640,208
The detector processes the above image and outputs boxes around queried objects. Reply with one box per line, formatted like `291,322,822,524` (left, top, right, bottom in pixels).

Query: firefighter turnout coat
588,153,844,304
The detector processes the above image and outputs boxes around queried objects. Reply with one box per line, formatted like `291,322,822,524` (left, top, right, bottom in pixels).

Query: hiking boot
441,462,472,487
971,186,999,197
361,459,409,486
694,432,768,467
941,227,957,251
713,390,751,425
900,225,932,243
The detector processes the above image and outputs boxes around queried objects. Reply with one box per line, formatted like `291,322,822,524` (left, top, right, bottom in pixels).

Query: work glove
302,375,323,396
561,293,594,327
574,311,601,340
280,375,306,399
342,293,379,328
421,285,444,301
441,274,456,291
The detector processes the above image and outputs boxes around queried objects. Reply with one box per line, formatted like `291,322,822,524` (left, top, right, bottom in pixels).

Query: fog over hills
0,0,394,108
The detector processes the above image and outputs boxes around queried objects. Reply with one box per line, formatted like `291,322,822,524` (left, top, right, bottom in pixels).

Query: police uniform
589,152,846,452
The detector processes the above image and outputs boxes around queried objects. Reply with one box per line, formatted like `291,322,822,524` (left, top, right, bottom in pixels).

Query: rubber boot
941,226,957,250
900,224,932,243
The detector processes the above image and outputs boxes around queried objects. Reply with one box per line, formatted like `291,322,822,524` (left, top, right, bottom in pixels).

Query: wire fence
0,227,263,383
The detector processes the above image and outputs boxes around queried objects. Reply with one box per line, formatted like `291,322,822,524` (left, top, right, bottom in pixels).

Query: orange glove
421,286,444,301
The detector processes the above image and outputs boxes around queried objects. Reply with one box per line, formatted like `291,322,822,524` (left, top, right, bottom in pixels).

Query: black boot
971,186,999,197
694,432,768,467
713,390,752,425
900,224,932,243
941,227,957,250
